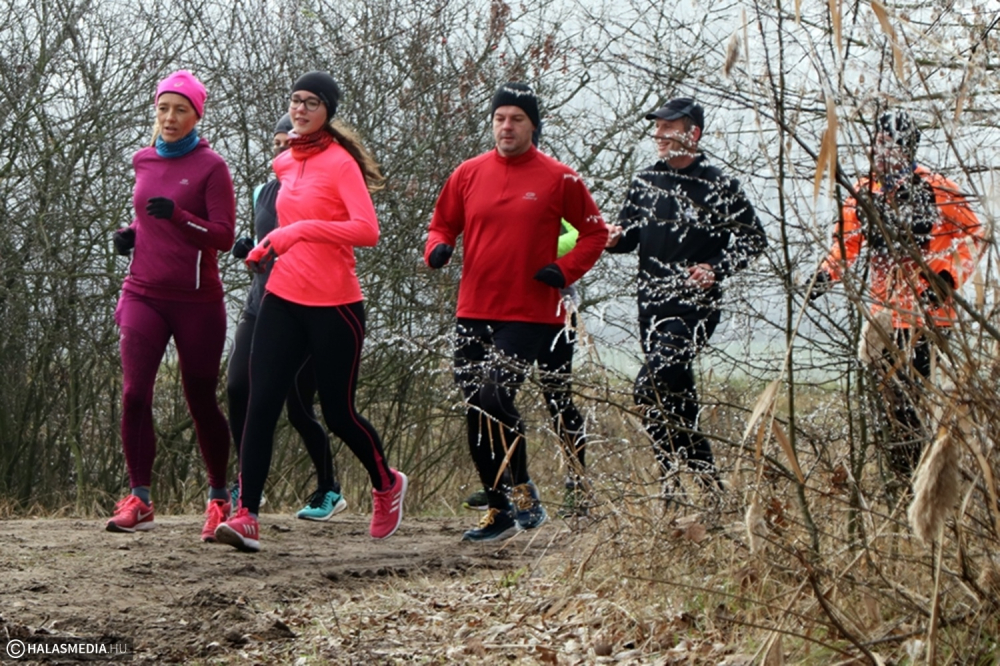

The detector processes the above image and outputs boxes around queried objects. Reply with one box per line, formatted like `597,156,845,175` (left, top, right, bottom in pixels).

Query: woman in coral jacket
107,70,236,540
227,114,345,522
812,109,983,477
215,72,406,552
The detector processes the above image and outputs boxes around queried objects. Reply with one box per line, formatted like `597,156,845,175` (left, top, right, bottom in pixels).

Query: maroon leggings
115,289,230,489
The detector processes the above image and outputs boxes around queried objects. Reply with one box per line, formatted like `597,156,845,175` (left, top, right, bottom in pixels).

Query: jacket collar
492,144,538,165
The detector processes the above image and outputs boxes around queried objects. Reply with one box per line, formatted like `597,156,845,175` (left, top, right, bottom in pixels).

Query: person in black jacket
227,113,345,522
606,98,766,494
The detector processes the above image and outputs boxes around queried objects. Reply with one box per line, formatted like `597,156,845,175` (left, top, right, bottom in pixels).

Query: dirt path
0,513,564,663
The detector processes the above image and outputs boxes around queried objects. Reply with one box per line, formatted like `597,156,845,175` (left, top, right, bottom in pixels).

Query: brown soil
0,513,563,664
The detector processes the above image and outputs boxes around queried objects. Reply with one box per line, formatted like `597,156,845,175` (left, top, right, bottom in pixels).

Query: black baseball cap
645,98,705,130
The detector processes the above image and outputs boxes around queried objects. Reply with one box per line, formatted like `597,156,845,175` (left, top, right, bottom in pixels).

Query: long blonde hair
326,119,385,193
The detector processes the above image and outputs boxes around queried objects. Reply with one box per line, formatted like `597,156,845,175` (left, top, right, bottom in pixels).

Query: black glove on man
232,237,254,260
808,271,832,300
146,197,175,220
428,243,454,269
919,271,955,308
113,228,135,256
534,263,566,289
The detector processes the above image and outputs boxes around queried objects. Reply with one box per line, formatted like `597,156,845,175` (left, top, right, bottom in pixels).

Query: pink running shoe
200,499,231,543
214,507,260,552
106,495,155,533
370,469,408,540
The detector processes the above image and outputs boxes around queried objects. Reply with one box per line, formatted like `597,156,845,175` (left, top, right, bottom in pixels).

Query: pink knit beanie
156,70,207,118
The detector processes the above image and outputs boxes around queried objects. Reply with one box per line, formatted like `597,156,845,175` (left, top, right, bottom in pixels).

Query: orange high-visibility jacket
821,166,983,329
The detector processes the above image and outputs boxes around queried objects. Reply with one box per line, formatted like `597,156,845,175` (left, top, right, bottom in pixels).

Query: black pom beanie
490,82,540,128
878,109,920,159
291,72,341,121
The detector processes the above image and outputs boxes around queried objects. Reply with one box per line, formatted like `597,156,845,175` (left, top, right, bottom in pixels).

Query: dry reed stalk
762,632,784,665
857,307,893,365
813,93,838,200
907,427,960,546
745,493,766,555
723,32,740,77
742,379,781,443
872,0,905,81
493,429,523,489
970,443,1000,538
828,0,842,53
977,559,1000,597
927,539,943,666
772,420,805,483
741,380,782,556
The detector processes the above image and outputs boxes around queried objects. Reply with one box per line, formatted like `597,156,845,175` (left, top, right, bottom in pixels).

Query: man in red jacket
426,82,607,541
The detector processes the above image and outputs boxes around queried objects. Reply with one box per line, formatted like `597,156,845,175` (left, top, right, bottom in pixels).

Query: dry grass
6,340,999,665
177,366,998,665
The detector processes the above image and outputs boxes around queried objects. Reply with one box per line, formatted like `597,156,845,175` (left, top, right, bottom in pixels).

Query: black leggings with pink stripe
239,295,391,514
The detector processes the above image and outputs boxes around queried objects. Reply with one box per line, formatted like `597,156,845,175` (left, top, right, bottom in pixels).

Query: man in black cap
606,97,766,499
425,81,607,541
810,108,982,480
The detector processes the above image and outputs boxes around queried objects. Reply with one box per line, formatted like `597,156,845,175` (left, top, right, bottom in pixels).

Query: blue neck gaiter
156,128,200,158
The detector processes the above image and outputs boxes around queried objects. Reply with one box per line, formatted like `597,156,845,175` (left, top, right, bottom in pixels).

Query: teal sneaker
511,481,547,530
230,483,266,510
296,489,347,521
461,507,519,542
461,488,489,511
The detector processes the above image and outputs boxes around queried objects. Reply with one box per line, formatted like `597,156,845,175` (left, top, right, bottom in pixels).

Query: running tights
239,295,390,514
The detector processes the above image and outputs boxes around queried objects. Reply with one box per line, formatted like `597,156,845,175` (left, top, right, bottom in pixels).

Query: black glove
246,239,278,274
428,243,454,269
918,287,940,308
112,228,135,256
919,271,954,308
145,197,175,220
232,237,254,260
808,271,832,301
534,263,566,289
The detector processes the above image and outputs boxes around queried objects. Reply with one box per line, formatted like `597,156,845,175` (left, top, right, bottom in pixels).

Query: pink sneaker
200,499,231,542
214,507,260,552
370,469,408,540
106,495,155,533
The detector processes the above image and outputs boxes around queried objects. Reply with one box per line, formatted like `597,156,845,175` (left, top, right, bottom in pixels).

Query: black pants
634,311,721,477
454,319,560,510
875,328,934,476
227,312,339,493
536,314,586,479
240,295,391,514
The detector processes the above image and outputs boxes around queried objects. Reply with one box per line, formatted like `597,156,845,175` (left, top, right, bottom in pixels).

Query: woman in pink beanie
155,70,207,118
107,70,237,542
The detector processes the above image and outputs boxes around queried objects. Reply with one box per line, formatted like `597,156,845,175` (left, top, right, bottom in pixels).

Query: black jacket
609,155,766,323
242,179,281,318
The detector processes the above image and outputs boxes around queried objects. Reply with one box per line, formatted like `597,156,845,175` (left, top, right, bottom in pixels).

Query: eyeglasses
289,95,323,112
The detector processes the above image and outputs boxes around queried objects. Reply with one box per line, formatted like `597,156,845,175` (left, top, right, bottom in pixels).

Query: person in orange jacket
811,109,983,476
